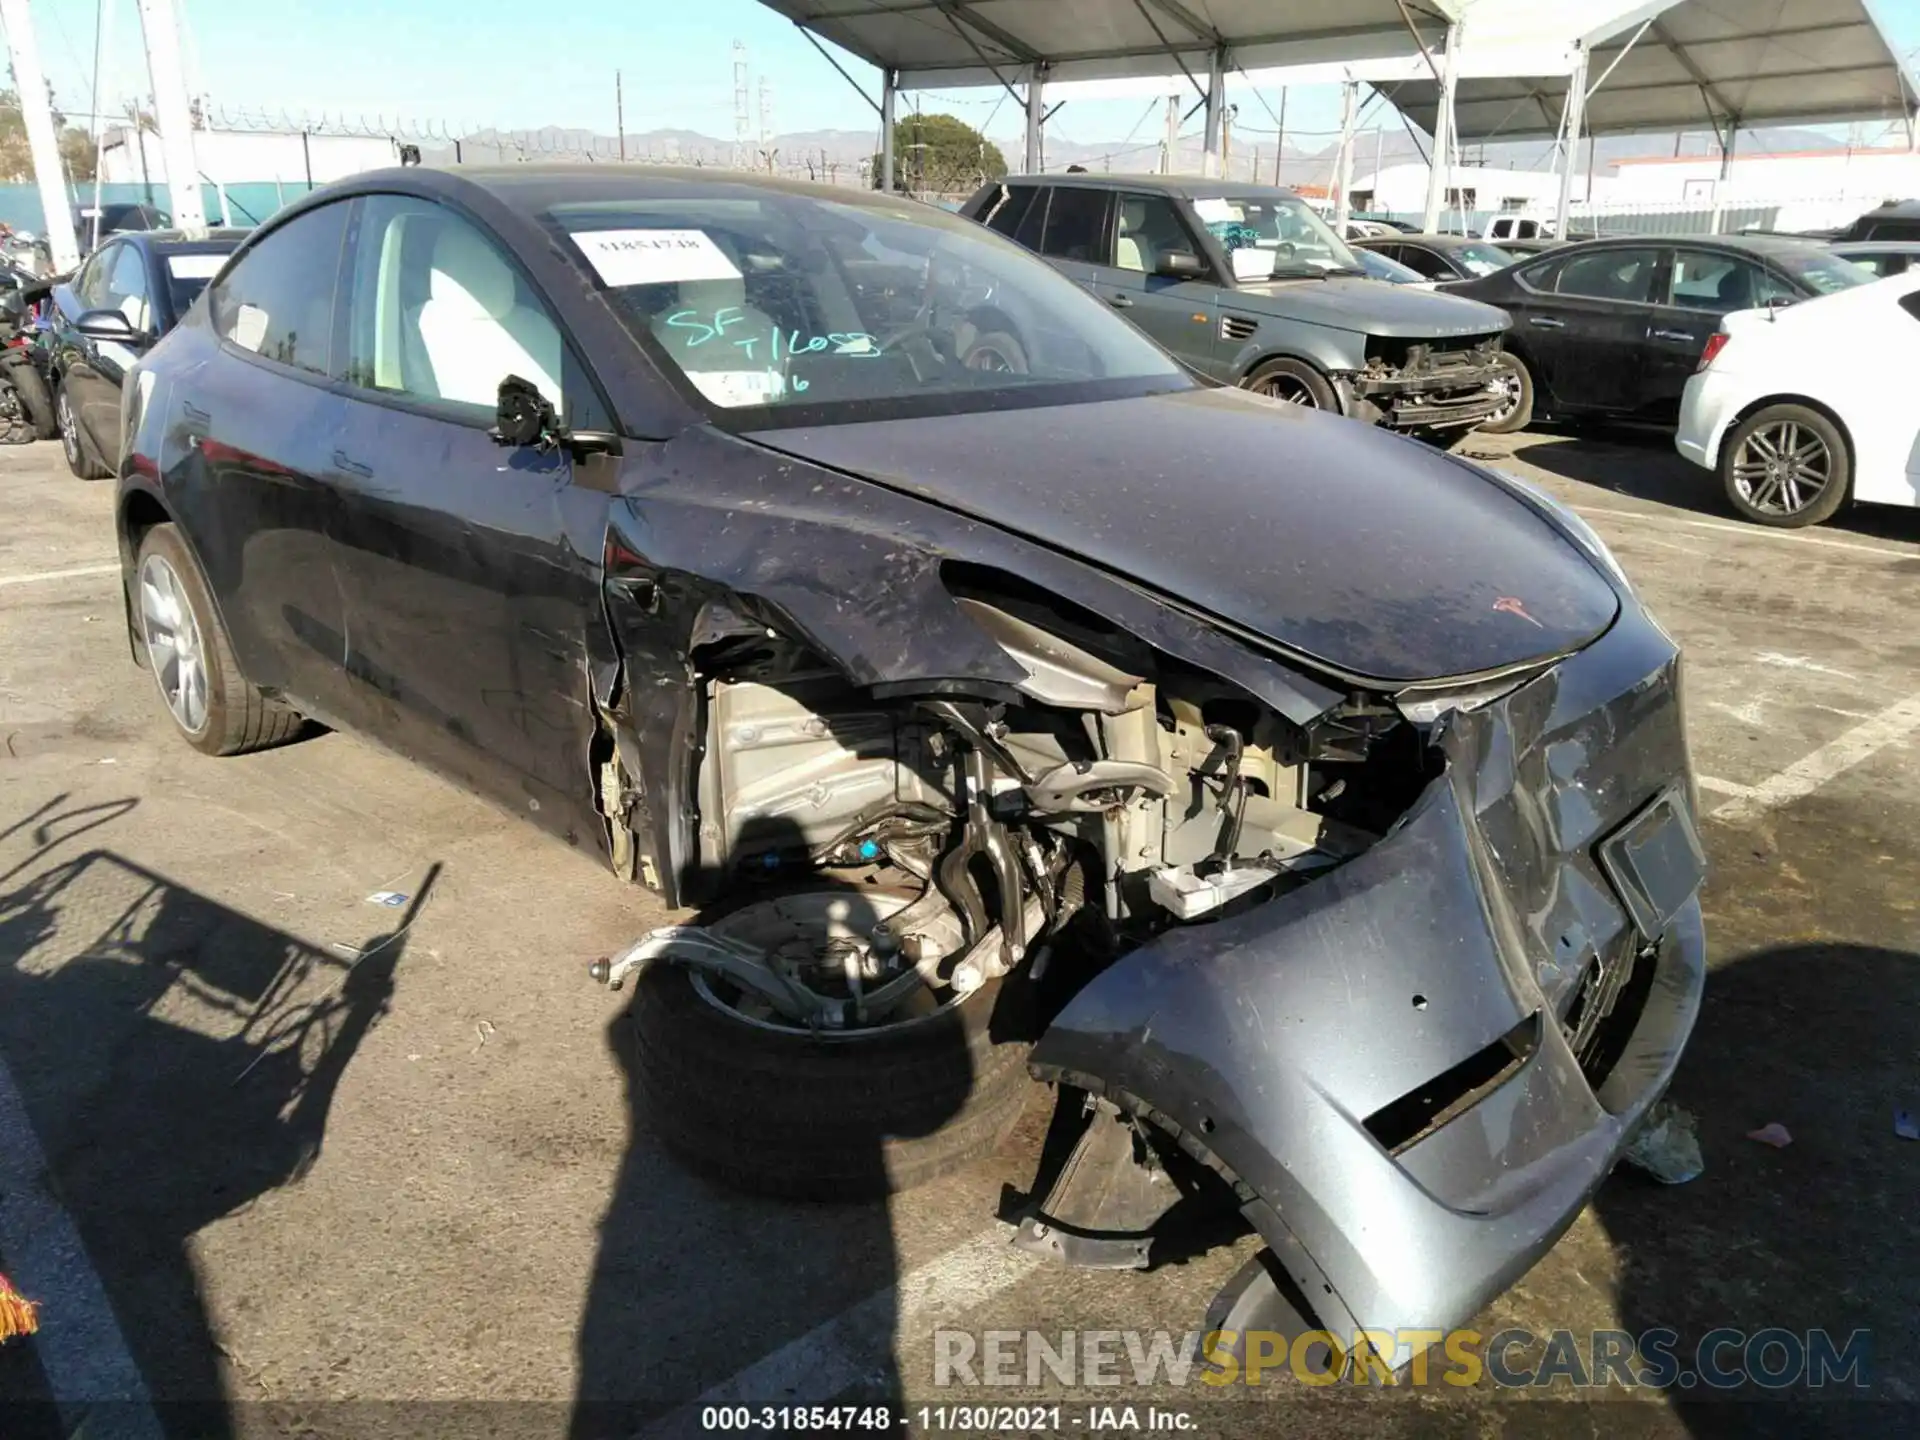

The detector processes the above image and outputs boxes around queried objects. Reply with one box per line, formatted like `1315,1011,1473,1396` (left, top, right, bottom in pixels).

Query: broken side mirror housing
1156,250,1206,281
490,373,552,448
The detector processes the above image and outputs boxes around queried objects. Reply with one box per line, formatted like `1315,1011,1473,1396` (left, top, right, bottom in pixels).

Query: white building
1349,161,1609,217
98,125,409,188
1606,146,1920,229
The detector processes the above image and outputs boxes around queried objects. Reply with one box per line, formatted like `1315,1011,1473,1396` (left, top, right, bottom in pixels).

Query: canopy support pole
1421,19,1460,233
1025,63,1046,172
1202,46,1226,177
1710,122,1738,234
0,0,81,269
1333,77,1357,235
1554,41,1588,241
881,69,896,192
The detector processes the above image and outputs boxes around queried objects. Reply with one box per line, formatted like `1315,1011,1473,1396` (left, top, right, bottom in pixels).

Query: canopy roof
758,0,1459,89
1388,0,1920,141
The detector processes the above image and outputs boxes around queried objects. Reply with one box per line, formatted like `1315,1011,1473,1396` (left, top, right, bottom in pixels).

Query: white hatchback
1677,269,1920,527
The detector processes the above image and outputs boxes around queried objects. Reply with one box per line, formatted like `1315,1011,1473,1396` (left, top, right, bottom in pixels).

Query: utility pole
732,40,751,170
1,0,80,268
1553,41,1587,239
1274,86,1287,185
136,0,209,236
758,75,773,170
616,71,626,160
1221,104,1233,179
1161,93,1178,174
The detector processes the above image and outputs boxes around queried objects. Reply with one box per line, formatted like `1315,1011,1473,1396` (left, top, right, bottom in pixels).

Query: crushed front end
1344,334,1510,431
1027,602,1706,1369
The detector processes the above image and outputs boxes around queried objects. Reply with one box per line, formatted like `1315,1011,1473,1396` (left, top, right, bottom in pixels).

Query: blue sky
17,0,1920,154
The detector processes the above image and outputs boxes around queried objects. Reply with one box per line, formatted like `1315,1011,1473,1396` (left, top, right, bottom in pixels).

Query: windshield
1774,248,1874,296
547,194,1185,419
1455,242,1517,276
1188,192,1361,281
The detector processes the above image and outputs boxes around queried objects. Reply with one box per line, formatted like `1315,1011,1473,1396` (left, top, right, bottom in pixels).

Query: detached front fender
1031,760,1705,1364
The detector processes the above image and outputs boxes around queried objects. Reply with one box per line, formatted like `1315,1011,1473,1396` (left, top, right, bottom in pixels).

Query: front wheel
1720,404,1849,529
629,886,1038,1200
1241,357,1337,411
1477,351,1535,434
0,352,55,439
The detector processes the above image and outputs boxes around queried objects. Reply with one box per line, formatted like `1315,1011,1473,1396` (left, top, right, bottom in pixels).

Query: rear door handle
1650,328,1695,342
1107,294,1134,309
331,449,373,479
1530,316,1565,330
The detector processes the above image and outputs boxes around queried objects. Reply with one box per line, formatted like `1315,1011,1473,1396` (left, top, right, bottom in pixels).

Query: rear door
166,199,359,717
1036,185,1112,293
1525,245,1665,413
1639,247,1792,422
1087,190,1221,374
324,192,614,845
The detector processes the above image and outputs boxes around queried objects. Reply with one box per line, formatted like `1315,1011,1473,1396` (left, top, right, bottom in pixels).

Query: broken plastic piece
366,890,409,907
1621,1100,1704,1184
1147,864,1273,920
0,1273,38,1343
1896,1109,1918,1142
1745,1122,1793,1148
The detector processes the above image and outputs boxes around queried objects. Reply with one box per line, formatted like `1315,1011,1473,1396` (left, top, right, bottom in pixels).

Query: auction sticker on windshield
573,228,740,286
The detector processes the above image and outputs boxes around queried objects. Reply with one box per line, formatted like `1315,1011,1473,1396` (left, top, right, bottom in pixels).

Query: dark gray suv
963,174,1517,433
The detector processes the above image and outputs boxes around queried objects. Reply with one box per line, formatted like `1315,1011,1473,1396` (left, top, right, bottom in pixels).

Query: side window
209,201,350,376
1041,188,1112,265
1013,188,1048,249
1866,219,1920,242
1398,246,1451,280
75,247,115,309
103,244,153,332
1115,193,1197,274
1516,256,1562,291
982,185,1038,242
1555,248,1660,303
1667,251,1768,311
343,194,594,426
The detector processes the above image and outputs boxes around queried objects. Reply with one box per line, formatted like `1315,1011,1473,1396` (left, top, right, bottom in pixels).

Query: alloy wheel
1255,374,1318,407
57,390,79,466
139,552,209,734
1731,420,1831,517
1487,367,1522,423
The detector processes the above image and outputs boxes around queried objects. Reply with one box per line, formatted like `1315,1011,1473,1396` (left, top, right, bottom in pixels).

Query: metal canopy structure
760,0,1460,185
1388,0,1920,144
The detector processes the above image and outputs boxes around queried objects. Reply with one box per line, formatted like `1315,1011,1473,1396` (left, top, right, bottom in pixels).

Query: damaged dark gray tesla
117,166,1705,1371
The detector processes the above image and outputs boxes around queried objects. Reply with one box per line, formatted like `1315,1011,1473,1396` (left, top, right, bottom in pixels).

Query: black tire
1720,403,1849,529
1241,356,1338,411
1,352,55,439
1478,350,1535,434
56,380,109,479
630,916,1037,1201
133,523,304,756
0,380,32,444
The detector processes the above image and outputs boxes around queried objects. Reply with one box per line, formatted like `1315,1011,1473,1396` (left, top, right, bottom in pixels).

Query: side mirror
76,307,141,343
490,374,555,448
1154,250,1206,281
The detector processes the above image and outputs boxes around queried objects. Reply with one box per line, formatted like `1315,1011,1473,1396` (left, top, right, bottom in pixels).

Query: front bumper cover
1029,605,1705,1366
1342,360,1509,431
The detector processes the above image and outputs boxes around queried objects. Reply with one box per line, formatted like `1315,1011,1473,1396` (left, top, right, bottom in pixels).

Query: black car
73,201,173,256
1443,234,1871,429
116,166,1704,1364
1833,198,1920,243
1353,233,1519,282
1829,239,1920,277
47,228,245,477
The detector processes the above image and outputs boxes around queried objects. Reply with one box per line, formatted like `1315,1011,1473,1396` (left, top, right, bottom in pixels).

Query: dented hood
1229,274,1510,337
745,386,1618,685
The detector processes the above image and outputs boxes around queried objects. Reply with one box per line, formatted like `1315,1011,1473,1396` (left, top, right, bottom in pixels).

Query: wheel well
1723,394,1856,499
121,488,172,557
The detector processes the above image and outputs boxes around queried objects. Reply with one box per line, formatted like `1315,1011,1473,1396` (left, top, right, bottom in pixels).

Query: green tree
870,113,1006,196
0,89,98,183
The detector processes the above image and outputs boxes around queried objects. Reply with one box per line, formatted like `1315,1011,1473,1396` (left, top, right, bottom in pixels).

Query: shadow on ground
0,795,429,1438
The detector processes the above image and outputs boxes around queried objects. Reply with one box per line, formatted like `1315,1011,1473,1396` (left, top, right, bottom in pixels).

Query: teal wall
0,180,320,235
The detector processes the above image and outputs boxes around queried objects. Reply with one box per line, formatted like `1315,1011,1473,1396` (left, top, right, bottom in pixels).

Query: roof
1387,0,1920,141
756,0,1458,88
1002,172,1304,199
